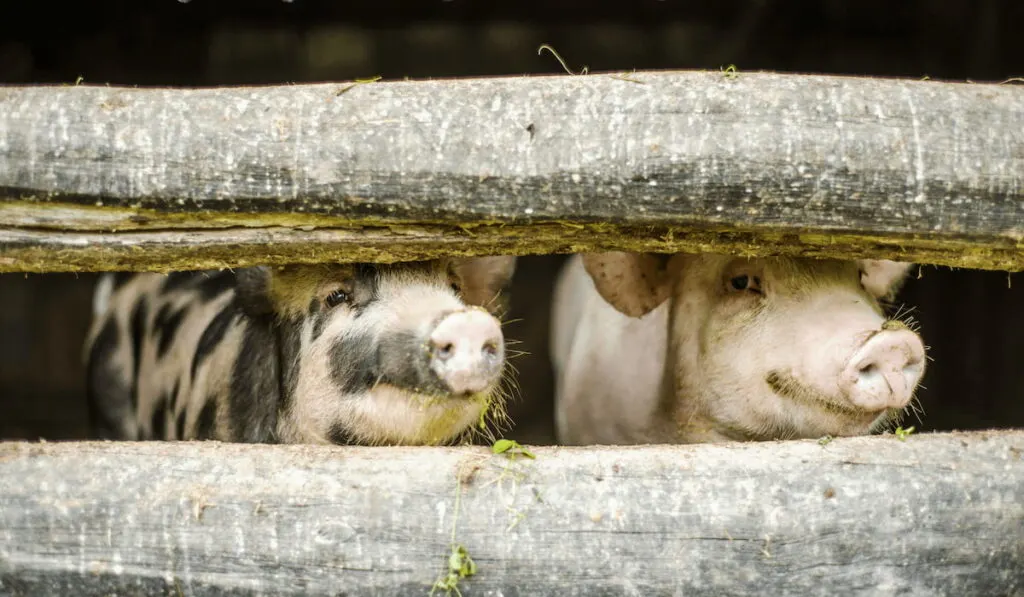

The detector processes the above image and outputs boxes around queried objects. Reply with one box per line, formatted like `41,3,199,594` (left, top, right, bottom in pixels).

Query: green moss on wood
3,219,1024,273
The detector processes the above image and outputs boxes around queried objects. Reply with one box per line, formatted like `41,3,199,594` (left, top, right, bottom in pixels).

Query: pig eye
325,289,350,308
730,275,750,291
728,275,763,294
450,281,462,296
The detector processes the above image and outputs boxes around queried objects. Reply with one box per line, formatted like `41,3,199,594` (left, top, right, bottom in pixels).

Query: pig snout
428,309,504,395
841,326,925,412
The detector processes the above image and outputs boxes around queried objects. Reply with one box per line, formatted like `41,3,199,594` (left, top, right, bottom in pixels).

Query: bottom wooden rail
0,431,1022,597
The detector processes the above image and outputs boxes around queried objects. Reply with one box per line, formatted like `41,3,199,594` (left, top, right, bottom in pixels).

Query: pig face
240,257,517,446
582,252,926,442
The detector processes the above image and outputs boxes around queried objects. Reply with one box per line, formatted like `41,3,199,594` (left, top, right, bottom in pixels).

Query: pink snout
428,309,505,396
841,328,926,412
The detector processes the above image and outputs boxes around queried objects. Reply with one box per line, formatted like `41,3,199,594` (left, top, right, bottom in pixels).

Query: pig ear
451,256,517,311
581,252,671,318
859,259,914,300
234,266,275,318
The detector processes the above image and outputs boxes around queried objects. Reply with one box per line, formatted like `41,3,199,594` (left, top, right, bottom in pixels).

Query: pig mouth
364,376,494,402
765,370,891,423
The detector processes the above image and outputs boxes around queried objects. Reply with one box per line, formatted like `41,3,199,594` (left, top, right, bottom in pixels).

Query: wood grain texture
1,71,1023,272
1,431,1022,596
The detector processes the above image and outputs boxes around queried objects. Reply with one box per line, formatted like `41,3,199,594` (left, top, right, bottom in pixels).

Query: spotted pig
84,257,517,446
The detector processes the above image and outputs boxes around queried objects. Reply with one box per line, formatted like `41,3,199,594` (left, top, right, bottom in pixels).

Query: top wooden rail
1,70,1022,272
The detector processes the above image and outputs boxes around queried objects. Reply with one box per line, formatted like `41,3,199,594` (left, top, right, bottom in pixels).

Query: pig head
85,256,518,447
552,251,927,445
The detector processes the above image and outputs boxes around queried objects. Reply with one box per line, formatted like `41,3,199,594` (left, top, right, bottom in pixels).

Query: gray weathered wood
1,71,1023,272
1,431,1022,596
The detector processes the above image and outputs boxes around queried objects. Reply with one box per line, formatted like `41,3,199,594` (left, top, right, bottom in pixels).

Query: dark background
2,0,1022,443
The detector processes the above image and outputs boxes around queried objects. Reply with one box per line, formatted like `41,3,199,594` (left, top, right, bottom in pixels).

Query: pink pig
552,252,927,445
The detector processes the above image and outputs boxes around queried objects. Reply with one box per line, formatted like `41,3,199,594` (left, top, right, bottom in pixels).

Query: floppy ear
234,266,275,318
581,251,671,318
859,259,915,300
451,256,517,313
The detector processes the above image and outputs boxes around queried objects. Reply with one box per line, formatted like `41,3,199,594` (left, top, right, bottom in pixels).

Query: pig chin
764,370,900,437
347,371,502,445
353,383,492,445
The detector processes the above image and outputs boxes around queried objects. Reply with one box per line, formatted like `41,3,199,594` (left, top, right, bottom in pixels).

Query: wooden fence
2,433,1023,597
1,71,1023,272
1,71,1022,596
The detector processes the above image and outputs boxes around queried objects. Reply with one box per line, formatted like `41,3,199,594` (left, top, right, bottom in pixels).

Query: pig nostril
482,341,498,357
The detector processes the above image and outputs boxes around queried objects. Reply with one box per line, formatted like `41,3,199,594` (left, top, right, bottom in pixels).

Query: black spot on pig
85,318,128,439
161,271,198,294
226,323,280,443
111,272,136,290
151,407,168,440
328,331,379,395
129,298,149,408
175,409,187,440
375,329,449,396
161,270,233,302
195,271,235,302
154,303,187,359
195,401,217,440
327,423,356,445
149,379,180,440
191,303,238,379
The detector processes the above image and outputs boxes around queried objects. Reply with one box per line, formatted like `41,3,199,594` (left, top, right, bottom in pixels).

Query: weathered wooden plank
1,431,1022,597
1,71,1023,272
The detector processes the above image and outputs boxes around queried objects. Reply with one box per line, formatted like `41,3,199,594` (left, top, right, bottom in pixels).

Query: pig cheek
287,309,368,444
290,336,353,444
707,307,813,429
696,315,768,419
701,305,767,380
